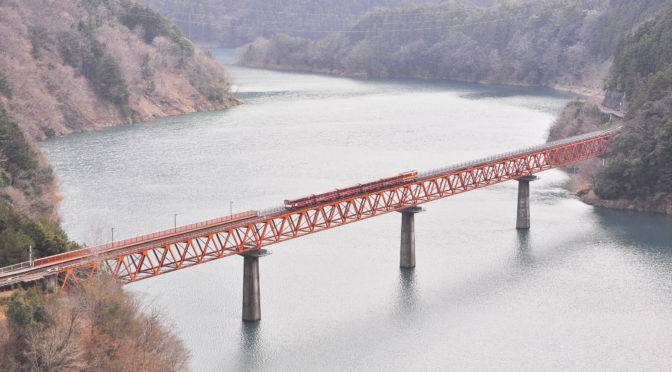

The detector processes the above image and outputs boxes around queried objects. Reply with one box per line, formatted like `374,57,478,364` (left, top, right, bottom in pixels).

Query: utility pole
111,227,115,244
174,213,177,231
230,201,233,216
188,7,192,40
29,245,33,267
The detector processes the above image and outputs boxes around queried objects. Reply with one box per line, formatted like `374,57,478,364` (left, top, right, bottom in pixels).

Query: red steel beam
54,130,618,289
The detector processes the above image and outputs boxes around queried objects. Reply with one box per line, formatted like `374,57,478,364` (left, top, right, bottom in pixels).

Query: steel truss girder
57,134,614,289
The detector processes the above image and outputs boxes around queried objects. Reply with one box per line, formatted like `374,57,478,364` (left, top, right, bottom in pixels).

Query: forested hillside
0,0,241,261
0,1,221,366
549,5,672,213
136,0,508,46
237,0,672,90
594,6,672,206
0,276,189,371
0,103,76,267
0,0,240,140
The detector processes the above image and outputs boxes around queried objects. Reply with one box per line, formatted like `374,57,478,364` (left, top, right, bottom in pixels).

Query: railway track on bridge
0,127,622,299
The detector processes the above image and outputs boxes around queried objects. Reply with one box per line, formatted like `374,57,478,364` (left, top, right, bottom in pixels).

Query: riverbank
236,61,669,216
557,160,672,215
242,60,596,93
38,62,672,371
548,97,672,216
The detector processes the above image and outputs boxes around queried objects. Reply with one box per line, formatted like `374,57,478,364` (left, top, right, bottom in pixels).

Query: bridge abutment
516,176,538,229
398,206,423,268
240,249,270,322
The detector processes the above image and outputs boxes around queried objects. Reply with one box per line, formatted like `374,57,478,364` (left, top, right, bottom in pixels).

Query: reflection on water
237,322,264,371
395,269,418,316
38,49,672,371
514,229,534,267
516,229,530,251
594,208,672,253
459,85,573,101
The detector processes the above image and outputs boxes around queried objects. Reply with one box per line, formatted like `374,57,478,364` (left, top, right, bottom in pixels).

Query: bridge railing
27,210,259,268
1,127,623,279
0,261,32,275
419,127,621,180
258,206,286,218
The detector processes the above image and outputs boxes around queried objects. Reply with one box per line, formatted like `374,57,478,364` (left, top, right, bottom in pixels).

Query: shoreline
238,62,672,215
231,62,672,216
237,61,603,98
550,84,604,100
33,96,244,142
562,166,672,216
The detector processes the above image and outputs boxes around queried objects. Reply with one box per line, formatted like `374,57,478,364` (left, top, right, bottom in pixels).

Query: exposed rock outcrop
602,89,629,112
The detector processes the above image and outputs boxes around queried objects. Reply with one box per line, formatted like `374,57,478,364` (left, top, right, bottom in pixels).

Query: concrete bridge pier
516,176,538,229
398,206,423,268
42,274,58,291
239,249,271,322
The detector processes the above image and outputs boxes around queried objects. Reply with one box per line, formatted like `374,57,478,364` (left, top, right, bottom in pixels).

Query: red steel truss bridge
0,127,621,319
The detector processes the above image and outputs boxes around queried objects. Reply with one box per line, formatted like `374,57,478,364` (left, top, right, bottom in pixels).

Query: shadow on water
236,321,264,371
594,208,672,254
222,229,572,367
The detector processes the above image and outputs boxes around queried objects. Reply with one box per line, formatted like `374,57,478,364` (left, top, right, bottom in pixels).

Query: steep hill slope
549,5,672,214
0,0,240,140
1,276,189,371
0,102,76,266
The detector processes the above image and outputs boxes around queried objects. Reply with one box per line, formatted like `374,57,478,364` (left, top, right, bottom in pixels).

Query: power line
137,0,577,27
121,1,588,35
140,0,498,18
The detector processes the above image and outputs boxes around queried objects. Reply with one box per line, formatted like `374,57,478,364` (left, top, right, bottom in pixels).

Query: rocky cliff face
602,89,629,112
0,0,241,141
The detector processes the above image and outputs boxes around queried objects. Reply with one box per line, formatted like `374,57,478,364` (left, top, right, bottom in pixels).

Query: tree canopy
595,8,672,199
237,0,672,87
135,0,506,46
0,104,76,267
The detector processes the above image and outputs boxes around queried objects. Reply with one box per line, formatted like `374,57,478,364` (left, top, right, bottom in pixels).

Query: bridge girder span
56,132,616,290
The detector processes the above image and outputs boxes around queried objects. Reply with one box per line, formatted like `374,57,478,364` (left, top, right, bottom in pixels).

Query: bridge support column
239,249,270,322
398,207,423,268
516,176,538,229
42,274,58,291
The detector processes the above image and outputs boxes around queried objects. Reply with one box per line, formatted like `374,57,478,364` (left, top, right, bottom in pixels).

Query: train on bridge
2,170,421,280
0,127,621,298
284,171,418,209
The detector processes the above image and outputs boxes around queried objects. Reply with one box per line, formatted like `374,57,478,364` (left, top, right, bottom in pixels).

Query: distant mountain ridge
235,0,672,91
135,0,511,47
228,0,672,213
0,0,240,140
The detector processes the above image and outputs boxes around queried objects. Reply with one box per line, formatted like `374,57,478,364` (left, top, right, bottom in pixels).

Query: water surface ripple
39,49,672,371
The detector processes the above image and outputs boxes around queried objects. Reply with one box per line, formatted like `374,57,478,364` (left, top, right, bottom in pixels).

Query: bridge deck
0,127,621,290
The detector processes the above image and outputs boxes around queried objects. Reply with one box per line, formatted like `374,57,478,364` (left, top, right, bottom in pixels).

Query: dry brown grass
0,0,239,141
0,276,191,371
